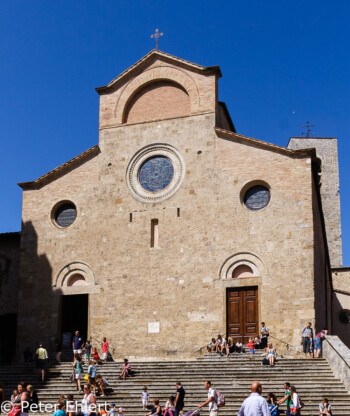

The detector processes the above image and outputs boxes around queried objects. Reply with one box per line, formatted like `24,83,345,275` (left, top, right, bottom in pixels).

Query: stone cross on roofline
151,28,163,50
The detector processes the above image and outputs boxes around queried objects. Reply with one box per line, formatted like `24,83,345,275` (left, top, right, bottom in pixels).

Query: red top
102,342,108,353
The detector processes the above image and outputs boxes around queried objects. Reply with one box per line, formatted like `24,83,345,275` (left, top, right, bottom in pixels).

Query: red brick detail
115,66,200,123
124,81,191,124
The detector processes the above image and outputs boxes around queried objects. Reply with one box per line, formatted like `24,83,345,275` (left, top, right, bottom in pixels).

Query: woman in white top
267,343,277,366
290,385,302,415
81,384,96,416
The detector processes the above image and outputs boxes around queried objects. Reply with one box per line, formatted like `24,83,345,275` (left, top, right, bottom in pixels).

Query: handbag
84,373,89,380
8,407,21,416
69,372,75,382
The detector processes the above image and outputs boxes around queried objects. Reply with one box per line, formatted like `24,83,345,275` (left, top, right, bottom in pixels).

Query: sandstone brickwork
13,51,335,359
288,137,342,268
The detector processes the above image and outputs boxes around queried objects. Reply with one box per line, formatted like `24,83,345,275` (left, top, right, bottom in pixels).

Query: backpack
215,390,225,408
262,358,269,365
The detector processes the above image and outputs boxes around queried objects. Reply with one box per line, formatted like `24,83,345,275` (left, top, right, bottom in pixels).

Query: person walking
289,386,302,415
237,381,270,416
197,381,218,416
174,382,185,416
72,331,84,358
72,353,84,393
260,322,269,350
301,322,313,358
35,343,48,383
277,382,292,416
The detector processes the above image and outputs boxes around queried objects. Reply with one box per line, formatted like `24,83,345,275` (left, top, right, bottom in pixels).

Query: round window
54,202,77,227
139,156,174,192
244,185,271,211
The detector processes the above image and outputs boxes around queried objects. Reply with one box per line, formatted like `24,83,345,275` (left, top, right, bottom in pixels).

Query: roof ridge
215,128,315,157
18,145,100,190
96,50,221,93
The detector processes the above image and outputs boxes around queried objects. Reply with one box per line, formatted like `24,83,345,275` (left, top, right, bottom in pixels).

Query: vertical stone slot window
177,208,180,217
129,213,133,222
151,219,159,248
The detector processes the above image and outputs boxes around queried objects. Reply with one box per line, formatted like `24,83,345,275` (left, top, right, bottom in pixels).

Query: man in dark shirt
174,381,185,416
72,330,84,357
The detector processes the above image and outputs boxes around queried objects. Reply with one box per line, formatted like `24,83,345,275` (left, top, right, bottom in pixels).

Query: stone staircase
1,352,350,416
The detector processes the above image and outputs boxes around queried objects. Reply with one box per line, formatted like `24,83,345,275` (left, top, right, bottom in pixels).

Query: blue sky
1,1,350,262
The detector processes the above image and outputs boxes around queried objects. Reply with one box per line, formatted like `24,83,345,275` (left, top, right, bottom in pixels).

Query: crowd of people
207,322,329,365
0,324,333,416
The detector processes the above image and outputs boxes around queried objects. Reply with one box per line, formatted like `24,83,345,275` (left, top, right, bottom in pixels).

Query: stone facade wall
16,156,99,353
331,269,350,347
125,81,191,123
15,53,332,360
0,232,20,316
17,110,320,359
312,177,332,332
288,138,342,268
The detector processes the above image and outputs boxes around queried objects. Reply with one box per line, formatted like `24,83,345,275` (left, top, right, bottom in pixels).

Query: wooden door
227,287,258,344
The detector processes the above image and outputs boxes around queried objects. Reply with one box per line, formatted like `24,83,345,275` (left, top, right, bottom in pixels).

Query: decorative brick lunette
115,66,201,123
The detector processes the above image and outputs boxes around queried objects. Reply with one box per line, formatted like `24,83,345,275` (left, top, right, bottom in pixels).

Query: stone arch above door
219,252,267,280
54,262,99,294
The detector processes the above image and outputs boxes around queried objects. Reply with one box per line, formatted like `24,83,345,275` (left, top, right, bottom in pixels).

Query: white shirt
292,393,301,409
238,393,270,416
208,388,218,411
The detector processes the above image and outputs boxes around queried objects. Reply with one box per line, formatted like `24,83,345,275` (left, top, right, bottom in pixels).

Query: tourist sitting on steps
225,338,234,357
163,396,175,416
267,392,279,416
235,341,243,353
145,399,162,416
319,398,332,415
267,343,277,366
215,335,226,355
119,358,131,380
207,338,216,353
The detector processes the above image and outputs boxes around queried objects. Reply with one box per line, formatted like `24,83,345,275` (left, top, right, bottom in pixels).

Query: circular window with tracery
52,202,77,228
126,144,185,203
139,156,174,192
244,185,271,211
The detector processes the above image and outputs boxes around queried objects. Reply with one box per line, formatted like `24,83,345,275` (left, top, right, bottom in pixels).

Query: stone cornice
215,128,316,158
95,49,221,94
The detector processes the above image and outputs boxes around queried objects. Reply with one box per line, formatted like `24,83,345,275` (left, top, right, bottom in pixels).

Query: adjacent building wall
288,137,342,268
331,268,350,348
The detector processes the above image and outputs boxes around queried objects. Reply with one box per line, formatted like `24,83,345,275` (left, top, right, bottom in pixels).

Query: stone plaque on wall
148,321,160,333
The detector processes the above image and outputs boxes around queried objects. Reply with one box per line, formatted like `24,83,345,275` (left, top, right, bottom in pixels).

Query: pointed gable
95,50,222,128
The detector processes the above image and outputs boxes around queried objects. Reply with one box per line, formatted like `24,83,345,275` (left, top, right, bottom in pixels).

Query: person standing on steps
197,381,218,416
260,322,269,350
301,322,313,358
72,331,85,359
277,382,292,416
237,381,270,416
101,338,109,363
174,382,185,416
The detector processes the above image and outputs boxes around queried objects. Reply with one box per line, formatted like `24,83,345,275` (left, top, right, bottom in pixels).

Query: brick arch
116,66,200,124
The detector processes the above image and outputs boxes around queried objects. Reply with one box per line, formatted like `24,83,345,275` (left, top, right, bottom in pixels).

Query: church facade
1,50,349,360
